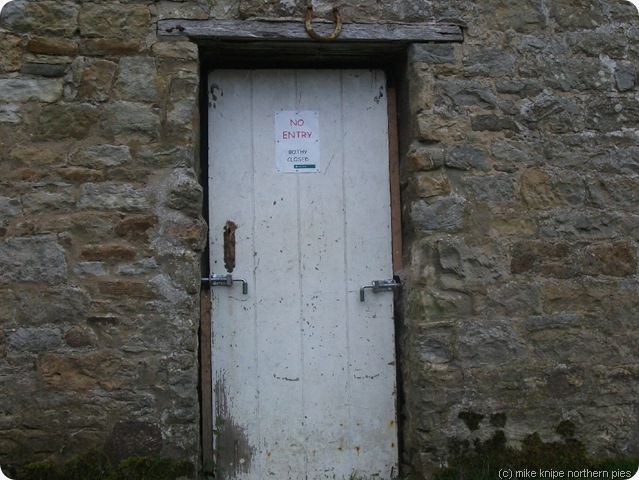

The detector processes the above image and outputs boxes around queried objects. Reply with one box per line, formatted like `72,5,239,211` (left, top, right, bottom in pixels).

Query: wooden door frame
199,67,402,474
162,17,464,473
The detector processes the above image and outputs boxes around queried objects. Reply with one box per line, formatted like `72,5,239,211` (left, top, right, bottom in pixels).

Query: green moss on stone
435,431,639,480
14,450,193,480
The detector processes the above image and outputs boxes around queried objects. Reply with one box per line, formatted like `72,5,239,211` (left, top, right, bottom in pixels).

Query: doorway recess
157,16,463,476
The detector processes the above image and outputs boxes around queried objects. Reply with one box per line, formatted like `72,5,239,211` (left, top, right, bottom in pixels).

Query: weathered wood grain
158,19,463,43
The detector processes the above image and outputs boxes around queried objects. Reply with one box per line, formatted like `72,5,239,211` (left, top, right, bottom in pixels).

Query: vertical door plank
342,69,398,477
296,70,351,479
251,70,306,477
208,70,260,478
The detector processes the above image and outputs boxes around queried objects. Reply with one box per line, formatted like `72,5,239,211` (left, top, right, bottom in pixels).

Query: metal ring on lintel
304,5,343,42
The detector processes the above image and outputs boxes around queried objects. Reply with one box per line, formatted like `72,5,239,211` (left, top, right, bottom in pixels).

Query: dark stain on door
223,220,237,272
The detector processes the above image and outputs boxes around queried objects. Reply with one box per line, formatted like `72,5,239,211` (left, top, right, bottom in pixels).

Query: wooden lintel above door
159,18,462,68
158,18,463,43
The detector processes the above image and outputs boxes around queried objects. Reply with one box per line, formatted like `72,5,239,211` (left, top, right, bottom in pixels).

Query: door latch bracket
202,273,248,294
359,278,400,302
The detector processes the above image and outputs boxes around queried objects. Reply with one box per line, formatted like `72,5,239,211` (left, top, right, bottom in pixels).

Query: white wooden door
207,69,397,480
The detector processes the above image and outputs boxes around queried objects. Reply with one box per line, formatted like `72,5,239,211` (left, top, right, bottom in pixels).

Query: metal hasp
359,278,401,302
201,273,248,294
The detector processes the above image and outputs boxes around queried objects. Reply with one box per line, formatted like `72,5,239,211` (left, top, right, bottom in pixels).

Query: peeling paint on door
214,374,254,477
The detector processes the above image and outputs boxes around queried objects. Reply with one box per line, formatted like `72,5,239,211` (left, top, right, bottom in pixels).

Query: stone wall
398,0,639,475
0,0,204,469
0,0,638,477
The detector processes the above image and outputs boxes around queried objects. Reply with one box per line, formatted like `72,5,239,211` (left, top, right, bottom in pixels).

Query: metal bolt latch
359,278,401,302
202,273,248,294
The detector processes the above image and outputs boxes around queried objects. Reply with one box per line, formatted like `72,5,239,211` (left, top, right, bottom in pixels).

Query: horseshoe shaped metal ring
304,5,343,42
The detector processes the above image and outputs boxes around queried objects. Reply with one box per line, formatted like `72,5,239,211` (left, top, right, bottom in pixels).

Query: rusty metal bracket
304,5,343,42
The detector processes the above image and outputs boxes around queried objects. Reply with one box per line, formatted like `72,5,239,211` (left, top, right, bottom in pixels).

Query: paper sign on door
275,110,320,173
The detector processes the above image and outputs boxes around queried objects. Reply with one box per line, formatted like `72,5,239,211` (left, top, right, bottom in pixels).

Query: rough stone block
585,98,639,133
64,326,95,348
463,174,516,204
520,168,586,209
37,103,99,140
15,285,90,326
7,327,61,352
0,31,22,72
485,282,542,316
79,38,142,56
94,279,156,299
463,47,517,77
161,214,208,252
410,196,467,234
522,94,584,134
0,78,63,103
409,43,456,64
549,0,604,30
151,41,199,60
495,79,543,97
483,0,546,33
512,240,638,278
104,421,162,464
101,101,161,139
132,145,194,169
114,215,158,241
1,1,79,36
68,145,132,169
580,242,637,277
37,351,132,391
25,35,78,56
70,58,117,102
615,64,637,92
0,289,16,323
587,175,639,212
154,1,210,21
457,320,528,367
0,236,67,285
20,62,68,78
73,262,107,277
411,171,451,198
0,196,22,224
491,139,544,168
471,114,520,132
80,245,137,262
115,57,158,102
8,143,67,167
78,4,150,39
439,80,500,109
406,143,444,172
567,28,627,59
538,209,623,240
116,258,159,276
0,104,21,123
78,182,149,212
511,240,574,278
520,168,555,208
166,99,197,133
412,324,455,365
445,145,490,172
163,168,203,213
20,188,75,213
544,57,611,92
